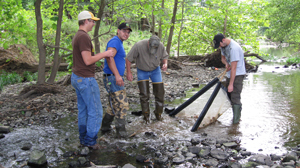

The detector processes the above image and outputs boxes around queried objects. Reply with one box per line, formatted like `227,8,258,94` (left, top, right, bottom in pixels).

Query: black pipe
191,82,221,132
169,77,219,117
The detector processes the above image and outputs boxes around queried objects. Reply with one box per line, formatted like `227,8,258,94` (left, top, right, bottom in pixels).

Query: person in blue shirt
101,23,132,138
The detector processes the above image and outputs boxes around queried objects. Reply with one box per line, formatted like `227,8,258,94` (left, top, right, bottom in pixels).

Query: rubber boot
138,80,150,123
153,83,165,121
100,113,114,133
232,104,242,124
115,118,127,138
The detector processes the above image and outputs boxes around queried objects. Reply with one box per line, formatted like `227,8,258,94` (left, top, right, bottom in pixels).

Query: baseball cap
78,11,100,21
149,35,160,55
213,33,225,49
118,22,132,32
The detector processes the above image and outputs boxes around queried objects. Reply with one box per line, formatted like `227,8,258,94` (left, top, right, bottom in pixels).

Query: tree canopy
1,0,298,83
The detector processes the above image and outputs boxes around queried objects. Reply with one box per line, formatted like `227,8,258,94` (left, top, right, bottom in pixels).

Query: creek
0,46,300,168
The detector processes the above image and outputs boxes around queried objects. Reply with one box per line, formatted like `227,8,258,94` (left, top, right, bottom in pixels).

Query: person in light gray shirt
213,33,246,124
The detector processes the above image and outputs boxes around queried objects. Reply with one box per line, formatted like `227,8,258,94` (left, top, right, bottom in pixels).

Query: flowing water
1,46,300,167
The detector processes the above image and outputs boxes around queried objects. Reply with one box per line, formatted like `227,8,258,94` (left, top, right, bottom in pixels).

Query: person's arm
105,47,124,86
126,58,133,81
228,61,237,93
161,59,168,71
82,50,114,66
221,55,231,72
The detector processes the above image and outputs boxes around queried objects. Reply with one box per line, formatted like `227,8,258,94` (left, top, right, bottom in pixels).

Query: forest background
0,0,299,86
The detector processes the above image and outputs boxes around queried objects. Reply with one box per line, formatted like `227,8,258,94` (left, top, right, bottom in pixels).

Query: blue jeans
137,66,162,82
71,73,103,146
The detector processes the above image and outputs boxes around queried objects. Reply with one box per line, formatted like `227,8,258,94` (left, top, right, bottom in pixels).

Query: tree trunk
158,0,164,39
35,0,46,84
94,0,106,54
177,0,184,57
47,0,64,84
166,0,178,55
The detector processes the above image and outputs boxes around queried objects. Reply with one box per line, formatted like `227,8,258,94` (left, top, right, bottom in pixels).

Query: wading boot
100,113,114,133
138,80,150,123
115,118,127,138
232,104,242,124
153,82,165,121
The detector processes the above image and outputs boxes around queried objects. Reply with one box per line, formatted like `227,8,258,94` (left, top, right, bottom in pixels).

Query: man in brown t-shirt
126,35,169,123
71,11,113,149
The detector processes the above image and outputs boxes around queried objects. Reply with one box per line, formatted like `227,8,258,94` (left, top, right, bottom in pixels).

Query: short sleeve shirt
103,36,126,76
72,30,95,77
221,39,246,78
126,39,169,71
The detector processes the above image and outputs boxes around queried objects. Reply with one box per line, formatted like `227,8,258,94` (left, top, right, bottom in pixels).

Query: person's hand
162,63,168,71
228,84,233,93
226,63,231,72
105,50,114,58
115,75,124,86
126,72,133,81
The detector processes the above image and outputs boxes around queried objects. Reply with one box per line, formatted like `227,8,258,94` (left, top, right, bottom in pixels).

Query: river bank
0,64,300,168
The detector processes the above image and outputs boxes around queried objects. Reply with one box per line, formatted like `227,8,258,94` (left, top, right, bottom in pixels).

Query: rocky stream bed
0,65,300,168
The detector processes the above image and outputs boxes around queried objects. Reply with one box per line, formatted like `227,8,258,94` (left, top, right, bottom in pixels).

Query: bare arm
82,50,114,66
221,55,231,72
126,58,133,81
161,59,168,71
228,61,237,92
105,47,124,86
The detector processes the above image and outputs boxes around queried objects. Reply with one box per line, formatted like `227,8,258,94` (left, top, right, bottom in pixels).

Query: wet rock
27,150,47,167
0,134,4,139
204,158,218,167
80,147,89,156
154,156,168,165
78,157,88,165
210,148,228,160
248,154,273,166
68,160,79,168
122,163,136,168
188,146,201,154
223,142,238,148
270,154,281,161
0,126,10,133
191,137,202,145
240,150,251,156
21,142,32,150
63,151,76,157
270,164,283,168
282,152,298,162
172,154,185,164
198,147,210,157
282,160,295,167
136,155,147,163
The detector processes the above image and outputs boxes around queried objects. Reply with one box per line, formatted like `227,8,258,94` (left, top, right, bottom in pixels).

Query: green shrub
286,57,300,65
0,71,23,91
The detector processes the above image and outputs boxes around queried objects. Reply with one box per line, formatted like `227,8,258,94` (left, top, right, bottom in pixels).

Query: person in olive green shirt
126,35,169,123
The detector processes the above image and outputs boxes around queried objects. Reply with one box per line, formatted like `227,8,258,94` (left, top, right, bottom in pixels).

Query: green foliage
286,57,300,65
265,0,300,43
0,70,23,91
23,71,38,82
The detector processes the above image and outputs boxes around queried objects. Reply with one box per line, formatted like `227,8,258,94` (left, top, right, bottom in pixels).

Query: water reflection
198,62,300,155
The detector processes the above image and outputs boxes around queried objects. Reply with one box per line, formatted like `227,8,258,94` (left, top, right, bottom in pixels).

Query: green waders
152,82,165,121
232,104,242,124
138,80,150,123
